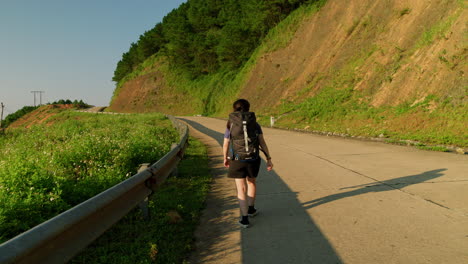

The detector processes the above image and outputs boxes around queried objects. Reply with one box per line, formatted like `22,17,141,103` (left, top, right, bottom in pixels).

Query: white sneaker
238,219,250,228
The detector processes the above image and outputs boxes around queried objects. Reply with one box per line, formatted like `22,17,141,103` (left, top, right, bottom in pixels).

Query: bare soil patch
241,0,464,109
8,104,75,129
109,65,196,115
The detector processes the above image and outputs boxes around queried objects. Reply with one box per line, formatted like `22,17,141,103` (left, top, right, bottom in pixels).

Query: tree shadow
180,118,343,264
302,169,447,210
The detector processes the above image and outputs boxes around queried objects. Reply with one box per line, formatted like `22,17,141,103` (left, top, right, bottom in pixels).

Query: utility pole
0,102,4,130
31,91,45,106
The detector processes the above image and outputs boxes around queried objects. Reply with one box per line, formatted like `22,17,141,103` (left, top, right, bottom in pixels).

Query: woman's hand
266,159,273,171
223,138,230,168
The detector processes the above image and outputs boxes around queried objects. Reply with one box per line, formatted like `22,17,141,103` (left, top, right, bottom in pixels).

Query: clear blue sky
0,0,186,116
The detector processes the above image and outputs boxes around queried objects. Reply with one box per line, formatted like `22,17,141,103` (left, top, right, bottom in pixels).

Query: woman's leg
235,178,248,216
246,176,256,206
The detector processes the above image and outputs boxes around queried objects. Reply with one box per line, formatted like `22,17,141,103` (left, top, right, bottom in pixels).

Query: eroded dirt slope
109,68,197,115
242,0,465,109
8,104,75,129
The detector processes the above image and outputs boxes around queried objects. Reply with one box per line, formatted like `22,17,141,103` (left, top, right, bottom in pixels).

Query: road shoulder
183,119,242,264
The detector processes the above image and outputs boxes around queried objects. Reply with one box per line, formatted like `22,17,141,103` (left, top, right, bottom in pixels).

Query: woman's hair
227,99,251,129
232,99,250,112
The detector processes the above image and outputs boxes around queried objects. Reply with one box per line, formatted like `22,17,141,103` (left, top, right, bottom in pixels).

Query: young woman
223,99,273,228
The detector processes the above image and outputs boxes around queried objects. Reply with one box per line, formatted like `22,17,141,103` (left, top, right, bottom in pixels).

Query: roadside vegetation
0,112,178,243
72,137,211,264
257,88,467,148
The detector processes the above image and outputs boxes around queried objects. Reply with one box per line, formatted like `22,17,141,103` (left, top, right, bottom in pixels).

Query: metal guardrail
0,115,188,264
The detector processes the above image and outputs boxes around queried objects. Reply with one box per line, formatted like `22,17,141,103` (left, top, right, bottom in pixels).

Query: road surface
181,116,468,264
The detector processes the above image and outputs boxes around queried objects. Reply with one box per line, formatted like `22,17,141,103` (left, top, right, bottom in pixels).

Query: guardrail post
270,116,275,127
138,163,151,221
170,143,179,178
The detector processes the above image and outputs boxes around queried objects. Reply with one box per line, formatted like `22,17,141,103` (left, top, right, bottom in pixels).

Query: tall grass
0,112,178,243
72,137,211,263
263,87,468,147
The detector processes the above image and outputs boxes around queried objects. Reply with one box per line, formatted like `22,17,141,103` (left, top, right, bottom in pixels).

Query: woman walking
223,99,273,228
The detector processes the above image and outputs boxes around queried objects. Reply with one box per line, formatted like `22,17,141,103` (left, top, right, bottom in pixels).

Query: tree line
113,0,316,82
49,99,89,108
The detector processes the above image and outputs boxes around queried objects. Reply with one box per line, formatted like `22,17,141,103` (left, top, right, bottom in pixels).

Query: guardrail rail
0,115,189,264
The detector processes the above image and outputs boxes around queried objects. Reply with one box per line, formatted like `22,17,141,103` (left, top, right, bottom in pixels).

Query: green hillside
112,0,321,84
110,0,467,149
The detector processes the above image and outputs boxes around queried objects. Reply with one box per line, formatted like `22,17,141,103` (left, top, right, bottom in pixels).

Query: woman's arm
223,138,230,167
258,134,273,171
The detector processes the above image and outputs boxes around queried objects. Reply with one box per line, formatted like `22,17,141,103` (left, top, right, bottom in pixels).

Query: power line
4,107,14,113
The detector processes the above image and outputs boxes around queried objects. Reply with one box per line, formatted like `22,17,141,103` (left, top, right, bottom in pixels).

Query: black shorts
228,159,261,178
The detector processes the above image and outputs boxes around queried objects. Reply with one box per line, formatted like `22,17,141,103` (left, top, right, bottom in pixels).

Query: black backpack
229,111,260,161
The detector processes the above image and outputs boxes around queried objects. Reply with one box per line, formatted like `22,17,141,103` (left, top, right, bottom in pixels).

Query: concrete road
182,116,468,264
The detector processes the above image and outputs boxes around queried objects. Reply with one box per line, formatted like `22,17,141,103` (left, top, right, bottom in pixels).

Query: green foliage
415,145,450,152
394,95,437,115
71,137,211,263
299,87,357,120
0,112,178,242
399,8,411,17
261,0,326,52
274,86,365,128
414,8,461,49
112,0,319,82
49,99,91,108
1,106,39,128
264,89,468,147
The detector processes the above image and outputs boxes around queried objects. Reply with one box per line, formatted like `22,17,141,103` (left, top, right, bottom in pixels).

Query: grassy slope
111,0,467,148
2,107,213,262
0,112,178,242
72,137,211,264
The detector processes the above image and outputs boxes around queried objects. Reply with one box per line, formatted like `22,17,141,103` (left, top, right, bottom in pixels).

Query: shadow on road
180,118,343,264
301,169,447,209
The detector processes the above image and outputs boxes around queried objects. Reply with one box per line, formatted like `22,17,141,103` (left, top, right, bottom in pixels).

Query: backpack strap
229,122,236,160
243,120,249,152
